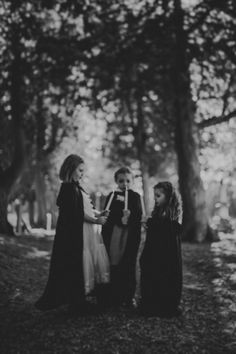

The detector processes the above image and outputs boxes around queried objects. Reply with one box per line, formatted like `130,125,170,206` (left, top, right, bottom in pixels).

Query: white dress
82,190,110,295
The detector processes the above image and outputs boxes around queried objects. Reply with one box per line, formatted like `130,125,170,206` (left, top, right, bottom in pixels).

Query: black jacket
102,189,142,265
140,216,182,313
35,182,84,311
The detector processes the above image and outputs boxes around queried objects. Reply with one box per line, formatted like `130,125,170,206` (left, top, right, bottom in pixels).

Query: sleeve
105,192,124,227
54,183,84,257
127,192,142,253
57,183,83,220
169,221,182,275
129,192,142,224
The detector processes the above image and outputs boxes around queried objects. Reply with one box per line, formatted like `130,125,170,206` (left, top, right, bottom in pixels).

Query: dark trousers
110,263,136,306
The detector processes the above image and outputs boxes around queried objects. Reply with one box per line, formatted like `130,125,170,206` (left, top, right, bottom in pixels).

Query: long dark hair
59,154,84,182
152,181,182,222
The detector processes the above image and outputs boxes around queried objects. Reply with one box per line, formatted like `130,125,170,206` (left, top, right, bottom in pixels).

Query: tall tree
0,0,85,233
168,0,211,241
79,0,236,241
69,0,175,211
0,1,26,234
169,0,236,241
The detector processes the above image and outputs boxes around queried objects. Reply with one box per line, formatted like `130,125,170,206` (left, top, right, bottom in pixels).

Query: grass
0,232,236,354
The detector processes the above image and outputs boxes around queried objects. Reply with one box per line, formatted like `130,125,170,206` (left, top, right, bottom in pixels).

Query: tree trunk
134,91,152,215
15,201,23,234
175,112,210,242
0,16,26,235
172,0,216,242
34,164,47,228
0,129,25,235
28,190,36,227
0,188,14,235
125,85,151,214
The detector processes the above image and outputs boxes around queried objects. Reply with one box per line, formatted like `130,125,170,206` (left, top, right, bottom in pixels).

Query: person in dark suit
102,167,142,307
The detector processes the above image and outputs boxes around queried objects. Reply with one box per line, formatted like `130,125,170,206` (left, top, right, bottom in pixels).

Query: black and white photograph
0,0,236,353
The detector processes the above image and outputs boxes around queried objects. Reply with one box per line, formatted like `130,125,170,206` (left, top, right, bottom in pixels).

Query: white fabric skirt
83,222,110,295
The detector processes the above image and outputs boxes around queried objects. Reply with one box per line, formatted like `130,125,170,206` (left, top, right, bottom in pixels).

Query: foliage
0,0,236,235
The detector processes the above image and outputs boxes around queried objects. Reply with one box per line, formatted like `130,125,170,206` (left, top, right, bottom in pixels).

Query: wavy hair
59,154,84,182
152,181,182,222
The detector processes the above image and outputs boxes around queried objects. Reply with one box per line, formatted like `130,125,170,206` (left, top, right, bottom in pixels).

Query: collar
73,181,87,193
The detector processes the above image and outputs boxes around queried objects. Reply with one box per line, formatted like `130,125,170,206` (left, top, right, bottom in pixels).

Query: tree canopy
0,0,235,240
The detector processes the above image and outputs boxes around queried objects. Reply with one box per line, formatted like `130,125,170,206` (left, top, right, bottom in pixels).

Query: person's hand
97,216,107,225
123,209,131,218
141,215,148,226
121,216,129,225
100,210,110,217
141,221,148,230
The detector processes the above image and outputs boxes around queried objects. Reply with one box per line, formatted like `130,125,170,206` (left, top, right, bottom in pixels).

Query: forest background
0,0,236,243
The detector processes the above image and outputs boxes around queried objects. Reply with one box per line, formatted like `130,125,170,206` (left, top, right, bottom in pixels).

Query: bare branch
221,75,234,117
198,110,236,128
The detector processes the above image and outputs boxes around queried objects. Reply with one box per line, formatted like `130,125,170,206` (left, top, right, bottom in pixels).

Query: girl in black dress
35,154,107,314
140,181,182,317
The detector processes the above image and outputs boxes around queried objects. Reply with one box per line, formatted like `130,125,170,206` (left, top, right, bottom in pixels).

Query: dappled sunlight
184,283,204,291
0,0,236,352
212,278,224,287
183,270,204,291
28,228,55,238
210,232,236,348
24,247,50,259
1,231,236,353
0,234,17,245
0,233,52,267
211,233,236,259
228,272,236,285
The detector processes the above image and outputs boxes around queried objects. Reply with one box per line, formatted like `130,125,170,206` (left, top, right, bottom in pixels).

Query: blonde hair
59,154,84,182
152,181,182,222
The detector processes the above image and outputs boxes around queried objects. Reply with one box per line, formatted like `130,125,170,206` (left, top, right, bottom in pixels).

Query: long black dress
140,216,182,316
35,182,85,311
102,189,142,306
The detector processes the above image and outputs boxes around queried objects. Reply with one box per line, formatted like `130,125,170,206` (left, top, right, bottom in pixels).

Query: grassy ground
0,232,236,354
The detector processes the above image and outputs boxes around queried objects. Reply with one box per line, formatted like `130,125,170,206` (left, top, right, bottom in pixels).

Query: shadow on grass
1,232,236,353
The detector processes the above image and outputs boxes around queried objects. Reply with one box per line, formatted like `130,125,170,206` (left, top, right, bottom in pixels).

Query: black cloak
35,182,85,311
140,216,182,316
102,189,142,304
